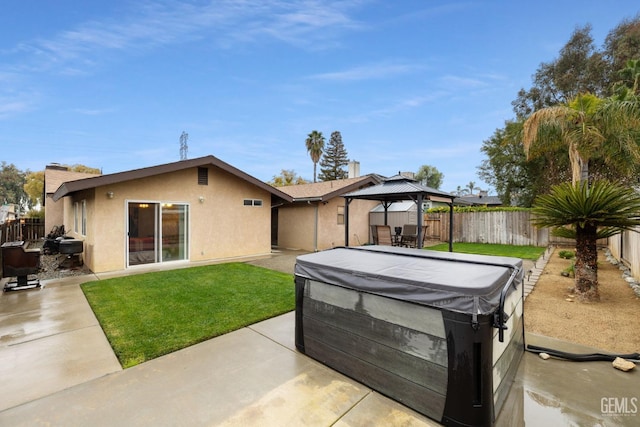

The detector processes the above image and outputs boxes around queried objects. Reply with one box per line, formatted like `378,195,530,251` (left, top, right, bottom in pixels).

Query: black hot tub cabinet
294,245,525,427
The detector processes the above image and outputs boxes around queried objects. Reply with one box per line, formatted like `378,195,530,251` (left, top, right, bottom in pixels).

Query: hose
526,344,640,362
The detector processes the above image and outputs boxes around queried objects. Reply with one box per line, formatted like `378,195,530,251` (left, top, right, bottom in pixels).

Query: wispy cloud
8,0,366,74
70,107,116,116
308,62,426,81
440,75,489,89
0,99,32,118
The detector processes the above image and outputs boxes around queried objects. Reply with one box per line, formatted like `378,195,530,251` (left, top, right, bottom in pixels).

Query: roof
459,195,503,206
277,175,381,202
343,174,456,204
52,155,293,203
45,168,101,195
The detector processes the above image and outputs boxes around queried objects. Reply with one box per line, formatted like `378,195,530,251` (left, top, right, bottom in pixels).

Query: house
49,155,292,274
275,175,381,251
44,164,102,233
458,191,503,207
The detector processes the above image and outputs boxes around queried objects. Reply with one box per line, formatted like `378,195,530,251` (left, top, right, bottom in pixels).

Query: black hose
527,344,640,362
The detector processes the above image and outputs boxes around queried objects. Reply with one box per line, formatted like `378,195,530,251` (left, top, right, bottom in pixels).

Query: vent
198,167,208,185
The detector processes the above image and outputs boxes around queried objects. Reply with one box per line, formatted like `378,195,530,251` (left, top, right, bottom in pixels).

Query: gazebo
342,174,456,251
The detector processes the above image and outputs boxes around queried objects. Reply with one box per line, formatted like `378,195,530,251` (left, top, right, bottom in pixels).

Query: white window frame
74,202,79,233
81,199,87,236
243,199,263,207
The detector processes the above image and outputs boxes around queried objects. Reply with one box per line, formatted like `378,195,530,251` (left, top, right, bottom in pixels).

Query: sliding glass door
128,202,189,266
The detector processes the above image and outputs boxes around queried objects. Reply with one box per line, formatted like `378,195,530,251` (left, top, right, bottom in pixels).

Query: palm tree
522,93,640,185
305,130,325,183
532,180,640,301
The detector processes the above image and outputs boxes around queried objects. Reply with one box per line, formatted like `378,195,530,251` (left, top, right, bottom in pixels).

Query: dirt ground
524,247,640,354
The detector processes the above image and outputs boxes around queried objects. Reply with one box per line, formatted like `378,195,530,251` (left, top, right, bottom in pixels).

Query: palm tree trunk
574,224,599,301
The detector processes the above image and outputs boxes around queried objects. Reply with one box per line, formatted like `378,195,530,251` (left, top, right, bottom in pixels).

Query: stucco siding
278,204,316,250
278,199,378,251
61,166,272,273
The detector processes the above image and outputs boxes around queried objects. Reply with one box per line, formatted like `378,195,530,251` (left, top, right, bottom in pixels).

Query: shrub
558,250,575,259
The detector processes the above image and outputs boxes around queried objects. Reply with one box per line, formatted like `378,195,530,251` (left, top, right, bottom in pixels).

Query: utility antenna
179,131,189,160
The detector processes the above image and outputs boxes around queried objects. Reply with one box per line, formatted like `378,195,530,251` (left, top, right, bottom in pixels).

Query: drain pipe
313,202,318,252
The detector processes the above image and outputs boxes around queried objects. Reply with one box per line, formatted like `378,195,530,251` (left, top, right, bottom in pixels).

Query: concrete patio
0,253,638,426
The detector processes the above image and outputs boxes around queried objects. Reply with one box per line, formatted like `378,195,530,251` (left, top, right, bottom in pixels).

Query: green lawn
426,242,545,260
81,263,294,368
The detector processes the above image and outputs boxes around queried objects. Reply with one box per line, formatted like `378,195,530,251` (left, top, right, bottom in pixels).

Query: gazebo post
417,194,423,249
344,198,351,246
449,202,454,252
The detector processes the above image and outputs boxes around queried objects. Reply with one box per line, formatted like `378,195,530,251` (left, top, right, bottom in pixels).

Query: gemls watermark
601,397,638,417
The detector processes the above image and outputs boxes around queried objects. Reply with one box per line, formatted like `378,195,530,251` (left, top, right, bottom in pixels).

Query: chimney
348,160,360,178
46,163,69,171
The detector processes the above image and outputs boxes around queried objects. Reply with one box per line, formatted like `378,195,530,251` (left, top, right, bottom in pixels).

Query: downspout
314,202,319,252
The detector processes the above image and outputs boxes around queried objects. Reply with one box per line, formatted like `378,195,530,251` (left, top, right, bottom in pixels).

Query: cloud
71,107,116,116
0,99,31,118
308,62,426,81
8,0,367,74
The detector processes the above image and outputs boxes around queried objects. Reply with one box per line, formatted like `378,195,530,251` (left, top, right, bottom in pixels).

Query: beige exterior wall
44,196,65,235
277,204,316,250
277,199,378,251
60,166,272,273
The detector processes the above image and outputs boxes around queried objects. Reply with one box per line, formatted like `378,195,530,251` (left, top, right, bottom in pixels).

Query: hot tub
294,245,524,427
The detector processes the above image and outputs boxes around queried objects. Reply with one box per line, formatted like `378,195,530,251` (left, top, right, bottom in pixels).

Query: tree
612,58,640,99
68,164,101,174
268,169,308,186
532,180,640,301
0,162,28,213
523,93,640,185
466,181,481,196
305,130,325,183
512,25,607,118
478,121,570,207
603,15,640,90
415,165,443,189
318,131,349,181
24,171,44,208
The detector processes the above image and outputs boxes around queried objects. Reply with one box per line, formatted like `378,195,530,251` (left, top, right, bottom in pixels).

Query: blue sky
2,1,638,193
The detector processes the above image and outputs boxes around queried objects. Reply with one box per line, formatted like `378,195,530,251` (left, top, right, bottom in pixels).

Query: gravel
19,240,93,282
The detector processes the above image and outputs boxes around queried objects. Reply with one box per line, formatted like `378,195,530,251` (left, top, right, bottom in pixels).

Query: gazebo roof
343,174,455,203
342,174,454,251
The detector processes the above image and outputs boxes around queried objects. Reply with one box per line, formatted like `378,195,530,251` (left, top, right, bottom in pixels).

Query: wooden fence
0,218,45,245
608,227,640,281
424,211,605,247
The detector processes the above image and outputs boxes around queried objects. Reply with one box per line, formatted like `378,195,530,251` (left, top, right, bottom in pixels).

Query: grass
426,242,545,260
81,263,294,368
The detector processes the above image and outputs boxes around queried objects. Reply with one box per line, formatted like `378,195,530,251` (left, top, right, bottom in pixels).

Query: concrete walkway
1,250,638,426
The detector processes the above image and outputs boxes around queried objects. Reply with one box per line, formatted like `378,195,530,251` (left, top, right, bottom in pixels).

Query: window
243,199,263,207
74,202,79,233
198,167,208,185
337,206,345,225
81,200,87,236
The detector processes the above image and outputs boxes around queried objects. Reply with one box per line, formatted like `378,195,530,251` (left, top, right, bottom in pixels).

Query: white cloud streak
8,0,366,74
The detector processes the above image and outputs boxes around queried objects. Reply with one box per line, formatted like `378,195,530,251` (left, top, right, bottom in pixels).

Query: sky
1,1,639,194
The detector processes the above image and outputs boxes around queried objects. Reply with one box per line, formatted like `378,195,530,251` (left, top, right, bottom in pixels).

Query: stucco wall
62,166,272,273
277,204,315,250
44,196,65,235
277,199,378,251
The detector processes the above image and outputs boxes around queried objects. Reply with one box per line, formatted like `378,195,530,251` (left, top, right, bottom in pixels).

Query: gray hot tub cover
294,245,524,315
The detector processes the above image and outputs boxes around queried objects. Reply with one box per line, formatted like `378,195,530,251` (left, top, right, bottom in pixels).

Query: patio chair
400,224,418,247
400,224,430,248
374,225,394,246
